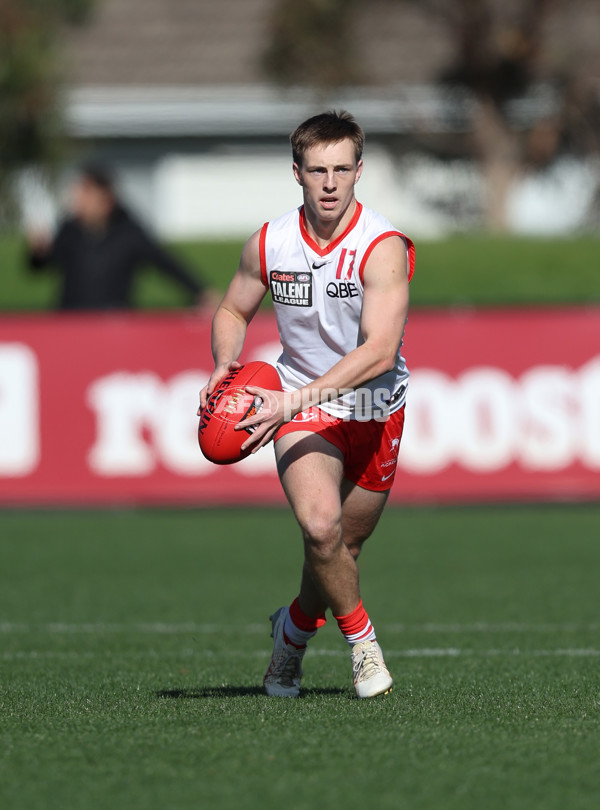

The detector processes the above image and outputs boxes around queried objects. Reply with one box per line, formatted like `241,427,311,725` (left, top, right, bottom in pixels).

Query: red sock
284,597,326,648
334,599,376,647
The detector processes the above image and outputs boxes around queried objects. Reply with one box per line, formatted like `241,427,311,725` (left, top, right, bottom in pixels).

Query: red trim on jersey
358,231,415,285
299,202,363,257
259,223,269,287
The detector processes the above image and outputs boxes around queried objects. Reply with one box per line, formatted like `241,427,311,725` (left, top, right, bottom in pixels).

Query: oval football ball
198,361,282,465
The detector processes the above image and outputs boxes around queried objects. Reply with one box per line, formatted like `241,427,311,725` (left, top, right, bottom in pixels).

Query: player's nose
323,171,336,191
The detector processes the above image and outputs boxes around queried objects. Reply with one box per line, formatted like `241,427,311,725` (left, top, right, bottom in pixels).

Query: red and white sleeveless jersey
259,202,415,420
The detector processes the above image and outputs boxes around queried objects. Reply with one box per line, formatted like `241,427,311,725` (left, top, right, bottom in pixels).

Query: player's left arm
240,235,409,451
349,234,410,385
303,234,410,396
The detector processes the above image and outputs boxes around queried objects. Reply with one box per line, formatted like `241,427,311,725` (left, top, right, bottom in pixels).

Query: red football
198,361,282,465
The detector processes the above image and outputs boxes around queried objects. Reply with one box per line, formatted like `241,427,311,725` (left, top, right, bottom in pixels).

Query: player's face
293,139,363,224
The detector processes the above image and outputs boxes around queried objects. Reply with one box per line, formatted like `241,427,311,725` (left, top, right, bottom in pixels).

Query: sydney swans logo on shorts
270,271,313,307
381,437,401,482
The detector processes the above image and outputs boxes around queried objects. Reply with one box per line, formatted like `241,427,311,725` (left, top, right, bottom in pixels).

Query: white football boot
263,607,305,697
351,639,393,698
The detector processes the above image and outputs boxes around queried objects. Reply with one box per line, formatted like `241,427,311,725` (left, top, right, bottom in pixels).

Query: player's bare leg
263,431,393,698
341,477,390,559
276,432,358,615
335,479,394,697
263,431,346,697
297,478,390,617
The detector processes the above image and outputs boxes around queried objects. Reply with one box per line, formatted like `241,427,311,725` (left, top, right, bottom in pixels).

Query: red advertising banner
0,308,599,505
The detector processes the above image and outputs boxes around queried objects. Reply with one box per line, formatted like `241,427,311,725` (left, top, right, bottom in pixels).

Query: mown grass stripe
1,621,598,634
3,648,600,662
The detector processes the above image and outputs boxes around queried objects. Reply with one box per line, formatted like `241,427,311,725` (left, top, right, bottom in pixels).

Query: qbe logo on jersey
270,271,313,307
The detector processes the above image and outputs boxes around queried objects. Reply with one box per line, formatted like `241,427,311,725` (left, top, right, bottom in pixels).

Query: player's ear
354,159,363,185
293,162,304,186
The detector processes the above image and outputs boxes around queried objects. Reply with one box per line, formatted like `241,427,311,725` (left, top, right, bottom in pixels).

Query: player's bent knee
301,518,341,547
300,513,343,561
295,503,341,540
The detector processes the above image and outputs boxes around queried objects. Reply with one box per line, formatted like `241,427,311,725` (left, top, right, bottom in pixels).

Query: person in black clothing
27,162,213,311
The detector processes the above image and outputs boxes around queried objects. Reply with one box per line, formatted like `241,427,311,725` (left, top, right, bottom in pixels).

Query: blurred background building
6,0,600,240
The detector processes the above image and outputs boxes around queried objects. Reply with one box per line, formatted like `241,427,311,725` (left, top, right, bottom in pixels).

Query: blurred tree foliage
0,0,94,218
262,0,599,230
398,0,600,229
263,0,360,90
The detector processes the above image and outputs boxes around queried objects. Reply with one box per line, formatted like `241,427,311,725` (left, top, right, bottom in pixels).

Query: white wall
151,148,600,239
17,148,599,241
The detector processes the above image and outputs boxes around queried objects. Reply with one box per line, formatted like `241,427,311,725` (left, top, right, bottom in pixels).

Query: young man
200,111,414,698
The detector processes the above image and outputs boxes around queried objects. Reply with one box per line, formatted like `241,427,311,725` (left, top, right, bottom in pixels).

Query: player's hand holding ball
235,383,290,454
198,360,242,413
198,361,283,464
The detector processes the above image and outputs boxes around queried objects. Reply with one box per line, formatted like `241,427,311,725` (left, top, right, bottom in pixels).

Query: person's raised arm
198,228,267,409
133,220,208,303
26,227,60,273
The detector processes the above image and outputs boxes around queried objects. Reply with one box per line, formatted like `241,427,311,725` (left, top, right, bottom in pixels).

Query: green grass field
1,233,599,310
1,505,599,810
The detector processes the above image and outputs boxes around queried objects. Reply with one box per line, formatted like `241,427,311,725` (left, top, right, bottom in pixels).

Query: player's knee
300,510,342,559
297,500,340,535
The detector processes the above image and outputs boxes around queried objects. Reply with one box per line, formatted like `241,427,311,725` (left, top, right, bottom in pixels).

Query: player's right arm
199,229,267,409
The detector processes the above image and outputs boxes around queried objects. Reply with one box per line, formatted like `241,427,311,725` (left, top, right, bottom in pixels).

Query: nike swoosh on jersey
312,260,329,269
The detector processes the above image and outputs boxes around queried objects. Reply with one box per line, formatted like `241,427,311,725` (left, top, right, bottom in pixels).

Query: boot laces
353,642,383,683
267,642,304,687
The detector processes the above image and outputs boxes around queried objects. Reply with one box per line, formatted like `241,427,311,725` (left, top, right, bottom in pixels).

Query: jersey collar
299,202,363,257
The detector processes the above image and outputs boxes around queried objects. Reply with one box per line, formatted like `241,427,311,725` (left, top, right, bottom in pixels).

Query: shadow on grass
156,686,349,699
